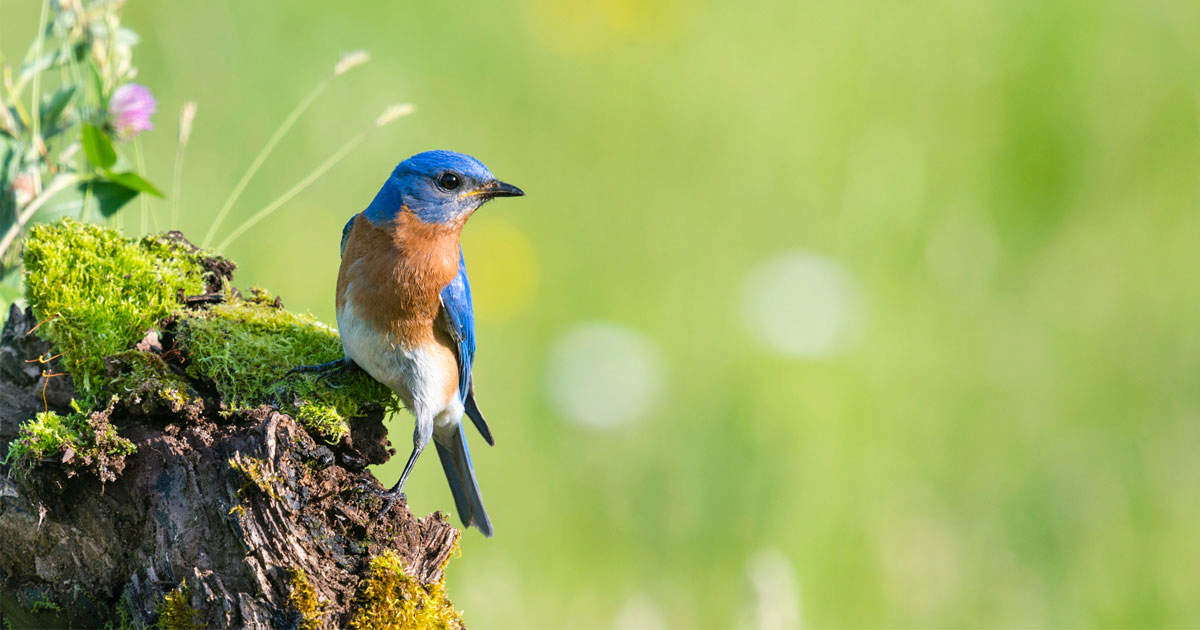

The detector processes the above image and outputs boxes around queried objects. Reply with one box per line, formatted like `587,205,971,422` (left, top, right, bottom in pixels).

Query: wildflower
109,83,156,139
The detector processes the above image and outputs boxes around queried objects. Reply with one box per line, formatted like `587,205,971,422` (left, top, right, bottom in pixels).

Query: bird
290,150,523,536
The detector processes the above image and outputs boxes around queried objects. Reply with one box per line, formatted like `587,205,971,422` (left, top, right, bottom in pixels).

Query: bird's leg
374,419,433,522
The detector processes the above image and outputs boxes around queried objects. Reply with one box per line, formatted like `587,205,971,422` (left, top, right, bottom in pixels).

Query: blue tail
435,424,493,537
464,385,494,446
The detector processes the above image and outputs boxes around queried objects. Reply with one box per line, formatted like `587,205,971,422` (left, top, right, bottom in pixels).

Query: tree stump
0,296,464,627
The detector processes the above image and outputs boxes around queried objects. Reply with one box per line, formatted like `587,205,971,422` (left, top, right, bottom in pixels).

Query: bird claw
372,488,407,524
285,358,354,387
315,369,346,388
286,359,344,376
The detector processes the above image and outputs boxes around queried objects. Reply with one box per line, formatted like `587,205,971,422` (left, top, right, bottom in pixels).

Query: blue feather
435,424,493,536
340,213,356,256
440,248,494,444
439,248,475,402
363,150,498,226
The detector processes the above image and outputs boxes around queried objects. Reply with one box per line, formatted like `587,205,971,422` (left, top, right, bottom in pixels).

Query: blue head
363,150,524,226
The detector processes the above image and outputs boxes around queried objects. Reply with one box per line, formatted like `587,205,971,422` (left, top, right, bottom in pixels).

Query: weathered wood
0,305,461,628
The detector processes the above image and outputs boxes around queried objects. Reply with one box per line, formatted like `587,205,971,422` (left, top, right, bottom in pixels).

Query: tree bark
0,305,461,629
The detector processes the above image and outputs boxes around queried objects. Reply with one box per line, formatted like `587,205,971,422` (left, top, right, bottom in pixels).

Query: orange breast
337,212,462,347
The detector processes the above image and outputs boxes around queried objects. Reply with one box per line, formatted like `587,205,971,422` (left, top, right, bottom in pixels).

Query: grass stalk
215,132,365,253
215,102,410,252
28,0,50,152
170,102,197,228
200,79,332,248
135,141,153,233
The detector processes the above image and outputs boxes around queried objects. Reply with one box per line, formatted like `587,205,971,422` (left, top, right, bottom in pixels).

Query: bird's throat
337,213,461,345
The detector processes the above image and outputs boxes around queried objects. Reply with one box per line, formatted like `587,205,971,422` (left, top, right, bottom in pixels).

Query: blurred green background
6,1,1200,627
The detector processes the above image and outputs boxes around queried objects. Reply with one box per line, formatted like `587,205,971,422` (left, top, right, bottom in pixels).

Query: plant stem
170,150,184,229
80,182,93,222
28,0,50,152
201,77,334,248
215,131,367,252
0,172,79,260
135,141,153,233
171,135,186,230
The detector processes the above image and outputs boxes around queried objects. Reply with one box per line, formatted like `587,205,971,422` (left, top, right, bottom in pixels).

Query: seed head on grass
376,103,415,127
334,50,371,75
178,101,198,145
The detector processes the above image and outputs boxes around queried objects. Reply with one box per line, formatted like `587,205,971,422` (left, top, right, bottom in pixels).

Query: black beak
479,179,524,199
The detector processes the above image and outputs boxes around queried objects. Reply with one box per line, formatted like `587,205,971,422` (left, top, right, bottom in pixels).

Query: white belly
337,300,462,428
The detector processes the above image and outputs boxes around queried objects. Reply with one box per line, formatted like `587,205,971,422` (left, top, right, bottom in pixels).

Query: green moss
103,598,136,630
349,550,464,630
28,596,63,615
4,409,80,464
287,568,327,630
23,220,208,404
228,454,283,502
156,580,200,630
245,286,282,307
106,350,195,413
296,402,349,444
177,298,396,433
3,399,136,484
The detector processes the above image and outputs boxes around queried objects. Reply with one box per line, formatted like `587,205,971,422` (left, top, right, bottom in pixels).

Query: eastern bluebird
291,150,523,536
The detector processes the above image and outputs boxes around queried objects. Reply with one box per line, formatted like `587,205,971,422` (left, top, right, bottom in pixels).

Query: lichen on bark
348,548,465,630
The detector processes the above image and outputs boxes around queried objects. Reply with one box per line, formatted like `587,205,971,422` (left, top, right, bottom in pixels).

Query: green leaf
1,142,19,184
69,41,89,64
104,171,164,197
17,51,58,84
87,181,138,217
0,105,20,138
81,124,117,169
88,64,106,103
40,86,77,134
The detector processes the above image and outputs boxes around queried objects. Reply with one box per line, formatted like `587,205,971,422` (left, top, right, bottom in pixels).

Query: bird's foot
286,358,346,376
371,487,407,524
286,358,353,387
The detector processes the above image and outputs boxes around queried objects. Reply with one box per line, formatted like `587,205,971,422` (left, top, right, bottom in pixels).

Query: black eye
437,172,461,190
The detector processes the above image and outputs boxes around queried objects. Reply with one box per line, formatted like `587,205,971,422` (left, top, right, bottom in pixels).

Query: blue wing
340,214,356,257
439,248,494,445
440,249,476,401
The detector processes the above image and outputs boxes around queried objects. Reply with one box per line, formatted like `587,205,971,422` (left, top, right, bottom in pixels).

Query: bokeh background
6,1,1200,627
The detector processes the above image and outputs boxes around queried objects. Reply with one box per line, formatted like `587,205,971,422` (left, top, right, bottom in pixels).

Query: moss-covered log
0,221,465,629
